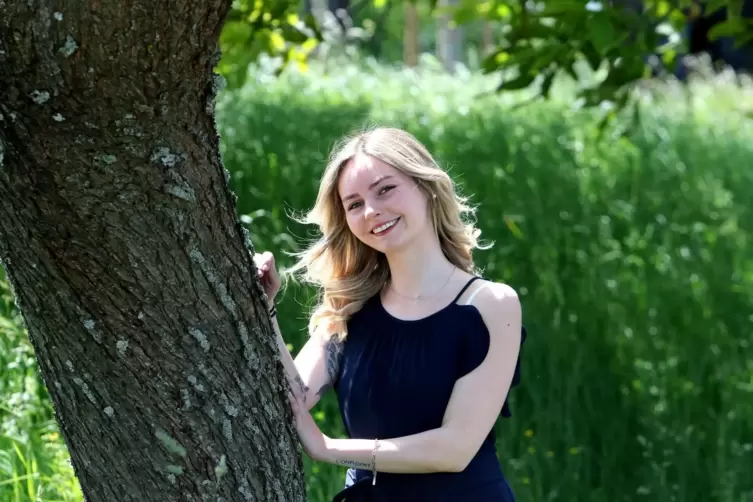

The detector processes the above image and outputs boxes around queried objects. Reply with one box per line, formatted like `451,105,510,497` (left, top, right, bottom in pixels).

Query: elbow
436,457,471,473
445,455,472,473
436,437,475,473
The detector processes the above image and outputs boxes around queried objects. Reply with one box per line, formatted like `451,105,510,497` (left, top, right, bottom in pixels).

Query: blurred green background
3,1,753,501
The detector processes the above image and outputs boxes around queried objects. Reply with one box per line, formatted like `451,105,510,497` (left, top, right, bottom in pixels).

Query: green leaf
662,47,678,66
530,43,565,73
667,8,689,30
577,81,621,107
655,0,672,17
302,12,324,41
603,56,647,86
581,43,603,71
702,0,729,17
586,12,617,55
453,4,480,25
631,98,642,130
480,49,510,74
508,21,563,43
496,73,537,91
487,45,539,73
279,24,310,44
564,60,580,81
503,215,525,239
708,19,745,41
540,70,556,98
733,30,753,48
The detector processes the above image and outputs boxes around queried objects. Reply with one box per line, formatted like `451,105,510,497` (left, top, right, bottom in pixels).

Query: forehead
337,154,402,195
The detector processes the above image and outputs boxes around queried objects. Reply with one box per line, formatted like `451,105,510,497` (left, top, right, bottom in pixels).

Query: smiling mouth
371,218,400,235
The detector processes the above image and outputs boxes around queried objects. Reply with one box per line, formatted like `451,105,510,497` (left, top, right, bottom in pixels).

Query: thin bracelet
372,438,379,485
269,305,277,318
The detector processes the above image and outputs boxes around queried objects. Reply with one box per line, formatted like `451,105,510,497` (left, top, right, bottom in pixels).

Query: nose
364,201,380,220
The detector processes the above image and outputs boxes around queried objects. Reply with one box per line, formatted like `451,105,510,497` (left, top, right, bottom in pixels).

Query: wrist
320,435,335,463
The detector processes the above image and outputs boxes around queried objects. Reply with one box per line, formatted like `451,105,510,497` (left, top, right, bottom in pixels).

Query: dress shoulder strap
451,276,481,303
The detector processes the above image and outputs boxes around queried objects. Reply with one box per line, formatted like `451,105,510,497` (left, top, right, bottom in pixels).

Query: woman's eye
347,201,363,211
379,185,396,195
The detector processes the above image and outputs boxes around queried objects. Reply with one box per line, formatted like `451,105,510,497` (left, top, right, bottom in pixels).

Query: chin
366,234,411,255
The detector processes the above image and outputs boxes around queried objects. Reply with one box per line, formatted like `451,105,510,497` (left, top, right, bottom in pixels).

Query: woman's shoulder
460,278,523,345
462,278,519,312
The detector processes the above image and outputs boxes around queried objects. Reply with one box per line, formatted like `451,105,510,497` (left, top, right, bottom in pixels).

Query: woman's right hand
253,251,281,305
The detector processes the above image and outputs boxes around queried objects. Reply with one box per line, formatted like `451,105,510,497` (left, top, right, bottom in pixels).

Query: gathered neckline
375,293,477,324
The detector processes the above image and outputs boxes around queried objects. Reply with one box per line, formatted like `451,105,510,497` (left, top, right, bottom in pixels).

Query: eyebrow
341,175,394,202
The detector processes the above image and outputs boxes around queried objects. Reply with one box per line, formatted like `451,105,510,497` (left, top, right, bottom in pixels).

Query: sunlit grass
218,59,753,502
0,275,84,502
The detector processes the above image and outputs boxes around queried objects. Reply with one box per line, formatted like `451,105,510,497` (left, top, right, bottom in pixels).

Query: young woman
254,127,526,501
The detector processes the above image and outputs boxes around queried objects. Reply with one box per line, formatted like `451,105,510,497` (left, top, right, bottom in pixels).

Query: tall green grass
218,60,753,502
0,274,83,502
1,59,752,501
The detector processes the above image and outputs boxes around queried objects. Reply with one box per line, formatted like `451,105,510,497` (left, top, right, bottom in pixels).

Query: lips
371,217,400,234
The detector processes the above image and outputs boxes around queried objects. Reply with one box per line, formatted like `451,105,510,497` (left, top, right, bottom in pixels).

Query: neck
384,234,456,299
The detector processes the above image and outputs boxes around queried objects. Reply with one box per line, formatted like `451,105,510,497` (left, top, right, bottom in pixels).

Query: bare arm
271,313,343,411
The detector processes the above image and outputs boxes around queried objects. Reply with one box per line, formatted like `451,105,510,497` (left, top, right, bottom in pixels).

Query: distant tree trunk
328,0,351,19
304,0,351,34
482,22,494,56
436,0,464,73
304,0,350,15
404,1,420,67
0,1,306,501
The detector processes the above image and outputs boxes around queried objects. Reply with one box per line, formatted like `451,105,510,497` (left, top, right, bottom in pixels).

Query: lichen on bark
0,1,308,501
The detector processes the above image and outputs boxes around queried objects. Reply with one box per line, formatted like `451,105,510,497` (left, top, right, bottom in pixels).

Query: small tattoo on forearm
292,375,309,403
335,460,372,469
319,337,344,397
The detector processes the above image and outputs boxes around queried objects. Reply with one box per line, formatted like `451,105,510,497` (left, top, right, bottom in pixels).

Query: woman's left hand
289,393,330,462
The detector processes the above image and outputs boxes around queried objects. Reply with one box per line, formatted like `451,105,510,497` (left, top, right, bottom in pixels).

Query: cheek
344,212,363,235
403,191,430,220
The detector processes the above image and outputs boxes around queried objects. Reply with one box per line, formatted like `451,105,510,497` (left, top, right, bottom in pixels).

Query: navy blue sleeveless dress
332,277,526,502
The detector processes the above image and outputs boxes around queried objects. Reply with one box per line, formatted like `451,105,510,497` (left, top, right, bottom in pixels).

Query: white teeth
373,219,398,234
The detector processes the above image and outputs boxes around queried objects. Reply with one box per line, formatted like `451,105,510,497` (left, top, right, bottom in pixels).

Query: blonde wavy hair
286,126,487,341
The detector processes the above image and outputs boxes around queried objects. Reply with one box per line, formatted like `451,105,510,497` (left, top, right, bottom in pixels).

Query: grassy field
1,59,752,501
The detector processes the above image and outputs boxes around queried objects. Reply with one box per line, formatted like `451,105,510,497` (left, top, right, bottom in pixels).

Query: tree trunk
436,0,464,74
0,1,306,501
404,1,419,67
481,22,494,57
304,0,351,34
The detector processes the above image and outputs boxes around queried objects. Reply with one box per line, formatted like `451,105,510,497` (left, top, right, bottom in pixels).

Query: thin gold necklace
388,266,457,301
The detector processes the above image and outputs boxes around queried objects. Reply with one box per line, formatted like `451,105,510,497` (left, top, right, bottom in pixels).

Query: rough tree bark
0,1,306,501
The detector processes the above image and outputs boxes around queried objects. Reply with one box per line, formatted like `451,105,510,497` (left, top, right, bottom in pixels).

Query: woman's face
337,154,432,255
